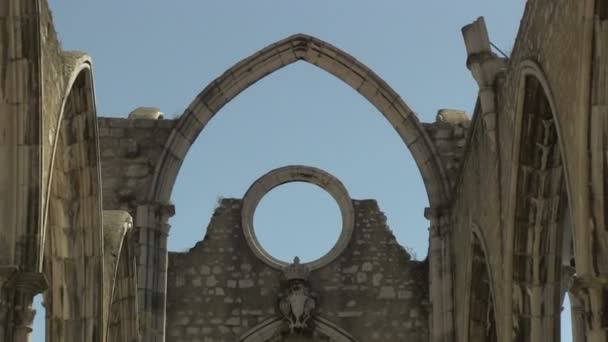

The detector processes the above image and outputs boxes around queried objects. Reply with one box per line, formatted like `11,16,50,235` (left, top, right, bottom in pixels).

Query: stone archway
467,231,497,341
147,33,450,207
506,61,572,342
42,59,105,342
139,33,452,341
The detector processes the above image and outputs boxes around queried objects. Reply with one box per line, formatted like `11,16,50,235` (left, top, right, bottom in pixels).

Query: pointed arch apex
148,32,452,209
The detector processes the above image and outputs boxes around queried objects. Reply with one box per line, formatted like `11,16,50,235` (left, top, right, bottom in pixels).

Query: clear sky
35,1,573,341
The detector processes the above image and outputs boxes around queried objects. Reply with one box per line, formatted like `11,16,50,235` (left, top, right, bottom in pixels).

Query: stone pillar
0,267,18,340
426,207,454,342
12,293,36,342
567,292,587,342
135,203,174,342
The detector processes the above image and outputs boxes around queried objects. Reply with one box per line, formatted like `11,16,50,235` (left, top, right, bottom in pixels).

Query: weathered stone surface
3,0,608,341
167,199,429,342
97,117,176,212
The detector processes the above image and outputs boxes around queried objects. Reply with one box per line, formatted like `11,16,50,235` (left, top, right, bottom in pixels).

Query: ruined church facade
1,0,607,341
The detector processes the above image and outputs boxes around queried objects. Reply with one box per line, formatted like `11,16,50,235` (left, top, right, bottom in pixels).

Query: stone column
12,294,36,342
567,292,587,342
426,207,454,342
135,203,174,342
0,267,18,340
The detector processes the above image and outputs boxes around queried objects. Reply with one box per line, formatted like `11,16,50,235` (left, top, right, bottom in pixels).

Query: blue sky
34,1,573,341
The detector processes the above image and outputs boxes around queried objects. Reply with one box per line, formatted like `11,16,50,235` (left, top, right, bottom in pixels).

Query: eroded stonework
1,0,608,341
166,199,428,342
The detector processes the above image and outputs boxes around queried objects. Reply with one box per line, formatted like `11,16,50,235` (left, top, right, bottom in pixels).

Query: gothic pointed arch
147,34,451,208
467,229,497,341
41,55,105,342
506,60,572,342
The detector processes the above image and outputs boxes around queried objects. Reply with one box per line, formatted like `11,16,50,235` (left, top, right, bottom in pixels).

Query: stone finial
128,107,164,120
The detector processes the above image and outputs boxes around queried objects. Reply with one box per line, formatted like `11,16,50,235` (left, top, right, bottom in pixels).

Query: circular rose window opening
253,182,343,264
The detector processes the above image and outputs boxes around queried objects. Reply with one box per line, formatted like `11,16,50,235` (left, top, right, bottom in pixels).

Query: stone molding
241,165,354,271
147,33,451,210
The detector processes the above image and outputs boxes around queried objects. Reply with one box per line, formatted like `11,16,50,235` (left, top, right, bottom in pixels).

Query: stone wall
449,0,589,340
166,199,429,342
423,109,470,189
98,117,176,211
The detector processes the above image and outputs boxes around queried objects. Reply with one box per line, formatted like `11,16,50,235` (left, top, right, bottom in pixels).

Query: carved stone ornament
278,257,317,334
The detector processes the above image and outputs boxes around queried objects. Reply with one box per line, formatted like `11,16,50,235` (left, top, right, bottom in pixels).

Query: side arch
148,34,451,208
41,55,105,342
467,228,498,341
505,60,573,342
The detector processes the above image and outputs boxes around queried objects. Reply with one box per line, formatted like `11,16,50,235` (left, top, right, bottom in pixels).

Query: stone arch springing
41,59,104,342
508,61,572,342
468,230,497,341
147,34,450,208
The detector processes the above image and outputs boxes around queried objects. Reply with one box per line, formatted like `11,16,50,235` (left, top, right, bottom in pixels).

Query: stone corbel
462,17,507,150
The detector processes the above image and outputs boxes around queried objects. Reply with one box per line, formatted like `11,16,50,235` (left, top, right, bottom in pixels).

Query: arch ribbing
42,56,105,342
148,34,451,207
468,230,498,341
505,60,572,342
